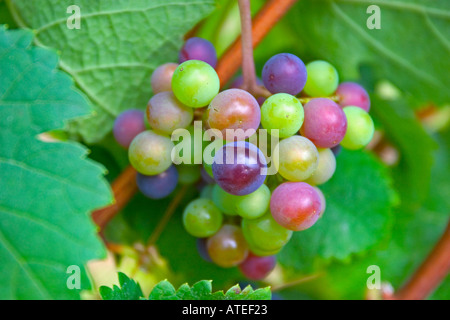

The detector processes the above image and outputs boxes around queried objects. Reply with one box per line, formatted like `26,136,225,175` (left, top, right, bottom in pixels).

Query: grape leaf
0,27,112,299
100,273,271,300
278,150,398,272
6,0,218,143
288,0,450,106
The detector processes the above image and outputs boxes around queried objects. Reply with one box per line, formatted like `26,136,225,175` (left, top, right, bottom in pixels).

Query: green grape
171,60,220,108
211,184,239,216
274,135,319,181
200,184,214,199
128,130,174,175
305,148,336,185
341,106,375,150
235,184,271,219
207,224,249,268
182,198,223,238
261,93,304,138
303,60,339,97
242,212,293,255
177,164,201,185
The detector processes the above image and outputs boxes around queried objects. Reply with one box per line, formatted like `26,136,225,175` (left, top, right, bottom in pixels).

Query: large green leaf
6,0,217,143
0,27,112,299
278,150,398,272
288,0,450,106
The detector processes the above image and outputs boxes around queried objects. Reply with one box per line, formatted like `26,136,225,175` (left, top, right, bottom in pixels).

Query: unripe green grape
207,224,249,268
305,148,336,185
242,212,293,255
171,60,220,108
303,60,339,97
341,106,375,150
235,184,271,219
211,184,239,215
177,164,201,185
182,198,223,238
261,93,304,138
274,135,319,181
128,130,174,175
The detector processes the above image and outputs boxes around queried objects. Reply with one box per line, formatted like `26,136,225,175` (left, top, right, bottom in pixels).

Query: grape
182,198,223,238
179,37,217,68
177,164,201,185
197,238,212,262
151,63,178,94
260,93,304,138
300,98,348,148
331,144,342,156
235,184,271,220
147,91,194,135
303,60,339,97
212,141,267,196
172,60,220,108
207,224,249,268
211,184,239,215
207,89,261,141
113,109,146,148
200,184,214,199
314,187,326,218
275,136,319,181
305,148,336,185
341,106,375,150
270,182,321,231
262,53,307,95
239,253,276,280
128,130,174,175
230,75,263,89
136,166,178,199
242,212,293,256
336,82,371,111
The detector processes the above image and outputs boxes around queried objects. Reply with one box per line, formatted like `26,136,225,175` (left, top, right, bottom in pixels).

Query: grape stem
271,273,323,292
393,219,450,300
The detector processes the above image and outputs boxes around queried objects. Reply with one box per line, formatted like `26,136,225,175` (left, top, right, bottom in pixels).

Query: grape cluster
113,37,375,281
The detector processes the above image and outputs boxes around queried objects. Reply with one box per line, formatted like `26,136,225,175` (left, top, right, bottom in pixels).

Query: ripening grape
207,224,249,268
300,98,348,148
235,184,271,220
270,182,322,231
262,53,307,95
239,253,276,281
128,130,174,175
151,63,178,94
242,212,293,256
177,164,201,185
230,75,263,89
197,238,212,262
260,93,304,138
336,82,371,111
113,109,146,148
305,148,336,185
275,136,319,181
172,60,220,108
136,166,178,199
207,89,261,141
212,141,267,196
179,37,218,68
303,60,339,97
182,198,223,238
341,106,375,150
211,184,239,215
147,91,194,135
314,187,326,218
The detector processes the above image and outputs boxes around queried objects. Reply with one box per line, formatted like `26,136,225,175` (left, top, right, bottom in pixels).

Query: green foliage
100,273,271,300
0,27,112,299
7,0,218,143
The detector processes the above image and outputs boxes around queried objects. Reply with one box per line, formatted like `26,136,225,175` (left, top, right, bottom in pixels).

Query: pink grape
336,82,371,111
239,253,276,280
151,63,178,94
113,109,146,148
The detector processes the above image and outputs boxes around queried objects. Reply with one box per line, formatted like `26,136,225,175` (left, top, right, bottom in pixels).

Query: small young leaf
100,273,144,300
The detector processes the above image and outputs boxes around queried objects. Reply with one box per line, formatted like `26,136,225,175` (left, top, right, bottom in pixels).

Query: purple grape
331,144,342,156
197,238,212,263
239,253,276,280
212,141,267,196
113,109,146,148
262,53,307,95
179,37,217,68
336,82,371,111
136,166,178,199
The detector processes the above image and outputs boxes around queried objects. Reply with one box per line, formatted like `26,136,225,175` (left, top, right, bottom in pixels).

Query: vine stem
90,0,296,230
393,220,450,300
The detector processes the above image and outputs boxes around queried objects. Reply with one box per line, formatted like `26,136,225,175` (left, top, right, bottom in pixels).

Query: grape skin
211,184,239,215
151,63,178,94
300,98,348,148
182,198,223,238
239,253,276,280
147,91,193,135
303,60,339,97
113,109,146,148
197,238,213,262
235,184,271,220
341,106,375,150
179,37,217,68
136,165,178,199
314,187,326,218
336,82,371,111
270,182,322,231
207,225,249,268
305,148,336,185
